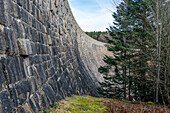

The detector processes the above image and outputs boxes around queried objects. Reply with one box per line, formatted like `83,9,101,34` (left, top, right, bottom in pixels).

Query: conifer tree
98,0,155,101
98,0,135,100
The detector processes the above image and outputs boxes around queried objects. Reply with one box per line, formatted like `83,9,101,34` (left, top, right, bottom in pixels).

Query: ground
41,95,170,113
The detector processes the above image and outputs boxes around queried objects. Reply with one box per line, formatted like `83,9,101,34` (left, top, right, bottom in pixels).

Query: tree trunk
164,35,170,104
155,0,161,103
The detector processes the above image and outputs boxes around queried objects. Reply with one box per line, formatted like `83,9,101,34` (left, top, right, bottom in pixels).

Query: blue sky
68,0,122,31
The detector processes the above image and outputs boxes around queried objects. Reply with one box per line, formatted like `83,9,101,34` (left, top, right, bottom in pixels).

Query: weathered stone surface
47,35,52,46
15,80,31,95
42,85,55,106
28,98,37,113
8,85,18,107
50,0,53,12
0,63,5,92
0,91,14,113
59,27,63,35
17,39,32,56
0,1,6,25
0,0,111,112
55,0,58,7
0,28,6,54
17,106,28,113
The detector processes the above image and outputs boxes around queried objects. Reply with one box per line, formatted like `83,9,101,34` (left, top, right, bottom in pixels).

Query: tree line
85,31,108,40
98,0,170,105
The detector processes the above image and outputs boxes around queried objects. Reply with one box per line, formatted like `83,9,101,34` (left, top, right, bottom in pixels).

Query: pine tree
98,0,135,100
98,0,155,101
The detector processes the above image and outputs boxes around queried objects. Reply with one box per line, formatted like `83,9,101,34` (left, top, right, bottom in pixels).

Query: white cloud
72,7,113,31
68,0,122,31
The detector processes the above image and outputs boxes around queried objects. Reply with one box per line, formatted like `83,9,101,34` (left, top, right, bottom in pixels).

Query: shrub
168,104,170,108
147,101,154,107
77,90,80,95
43,109,50,113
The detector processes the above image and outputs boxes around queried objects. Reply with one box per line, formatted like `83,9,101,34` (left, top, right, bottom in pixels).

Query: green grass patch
44,95,107,113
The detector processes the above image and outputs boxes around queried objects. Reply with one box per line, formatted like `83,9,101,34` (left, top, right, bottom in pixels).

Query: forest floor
41,95,170,113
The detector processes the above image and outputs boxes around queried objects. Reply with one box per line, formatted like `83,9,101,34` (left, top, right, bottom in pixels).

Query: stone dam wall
0,0,110,112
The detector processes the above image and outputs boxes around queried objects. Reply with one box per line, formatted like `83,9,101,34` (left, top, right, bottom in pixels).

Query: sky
68,0,122,32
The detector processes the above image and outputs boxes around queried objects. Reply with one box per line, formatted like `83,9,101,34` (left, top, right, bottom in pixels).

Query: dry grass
104,98,170,113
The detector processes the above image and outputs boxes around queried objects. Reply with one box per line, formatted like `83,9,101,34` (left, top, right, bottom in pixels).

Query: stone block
4,0,14,16
0,1,6,25
0,63,5,91
48,67,55,76
28,94,41,113
36,43,41,54
21,9,28,24
15,80,31,95
8,29,19,55
25,0,30,11
50,0,53,12
13,4,19,18
55,0,58,7
17,106,27,113
18,93,27,105
0,91,14,113
8,85,18,107
28,98,37,113
35,65,47,85
0,28,6,54
59,58,63,66
28,77,38,92
47,35,52,46
41,45,48,54
59,27,63,35
8,56,22,82
29,56,42,65
17,39,32,56
17,0,22,6
18,57,27,79
64,28,67,34
33,0,36,5
36,91,49,109
0,57,14,85
42,85,55,106
48,78,58,94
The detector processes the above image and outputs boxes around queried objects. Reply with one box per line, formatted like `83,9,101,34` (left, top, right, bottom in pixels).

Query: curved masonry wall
0,0,110,112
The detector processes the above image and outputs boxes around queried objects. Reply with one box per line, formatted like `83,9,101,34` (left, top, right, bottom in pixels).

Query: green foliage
43,103,58,113
168,104,170,108
53,103,58,108
43,109,50,113
147,101,154,107
117,109,120,111
76,90,80,95
98,0,156,102
43,95,107,113
85,31,108,41
98,66,110,74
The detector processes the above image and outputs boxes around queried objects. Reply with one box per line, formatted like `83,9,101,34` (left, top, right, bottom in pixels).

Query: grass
43,95,107,113
42,95,170,113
